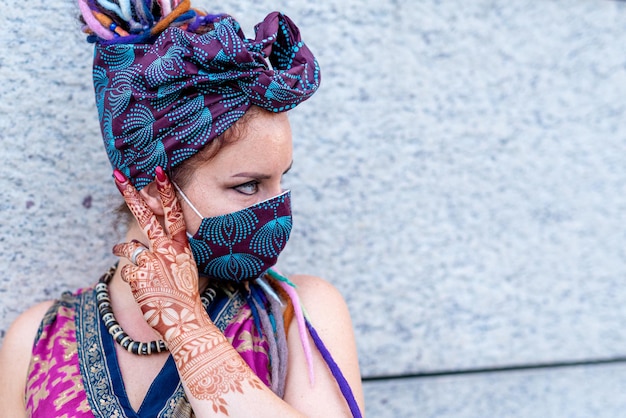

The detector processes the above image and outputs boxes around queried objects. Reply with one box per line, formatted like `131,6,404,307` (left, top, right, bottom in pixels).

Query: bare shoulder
289,274,349,310
288,274,355,335
1,300,55,350
0,300,55,416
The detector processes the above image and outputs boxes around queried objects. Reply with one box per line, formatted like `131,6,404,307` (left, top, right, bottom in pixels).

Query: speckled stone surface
2,0,626,400
364,362,626,417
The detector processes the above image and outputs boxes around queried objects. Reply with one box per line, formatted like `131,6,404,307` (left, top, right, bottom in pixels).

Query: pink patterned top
25,282,275,417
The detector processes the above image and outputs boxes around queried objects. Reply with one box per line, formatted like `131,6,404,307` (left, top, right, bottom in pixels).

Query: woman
0,1,364,417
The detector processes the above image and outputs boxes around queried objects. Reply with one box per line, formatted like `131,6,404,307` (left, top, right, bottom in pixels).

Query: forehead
197,110,293,175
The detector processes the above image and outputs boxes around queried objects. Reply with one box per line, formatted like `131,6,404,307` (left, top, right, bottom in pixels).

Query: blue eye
235,181,259,195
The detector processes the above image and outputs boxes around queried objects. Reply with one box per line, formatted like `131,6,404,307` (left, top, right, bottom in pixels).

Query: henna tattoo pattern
112,168,263,414
170,327,265,414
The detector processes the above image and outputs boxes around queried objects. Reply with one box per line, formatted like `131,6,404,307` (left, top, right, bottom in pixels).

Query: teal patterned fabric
187,191,292,282
92,12,320,190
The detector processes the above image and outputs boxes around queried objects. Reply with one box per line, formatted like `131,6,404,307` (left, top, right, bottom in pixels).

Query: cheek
182,210,203,236
179,190,244,235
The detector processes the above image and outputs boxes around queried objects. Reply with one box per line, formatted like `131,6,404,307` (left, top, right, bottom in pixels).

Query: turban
90,11,320,189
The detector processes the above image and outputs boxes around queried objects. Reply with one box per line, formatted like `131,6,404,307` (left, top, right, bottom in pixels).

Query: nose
267,181,285,200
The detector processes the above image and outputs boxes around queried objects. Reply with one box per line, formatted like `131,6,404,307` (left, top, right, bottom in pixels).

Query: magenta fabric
223,302,272,386
25,296,93,417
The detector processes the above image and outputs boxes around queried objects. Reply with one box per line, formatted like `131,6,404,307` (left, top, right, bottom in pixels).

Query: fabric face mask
174,184,293,282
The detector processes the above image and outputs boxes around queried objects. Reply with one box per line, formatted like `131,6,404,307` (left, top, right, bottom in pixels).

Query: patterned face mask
174,184,292,282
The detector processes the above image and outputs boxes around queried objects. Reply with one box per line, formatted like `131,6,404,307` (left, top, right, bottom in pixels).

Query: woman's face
176,109,293,235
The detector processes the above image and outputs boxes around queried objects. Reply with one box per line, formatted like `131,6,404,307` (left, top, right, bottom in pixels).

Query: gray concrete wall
2,0,626,416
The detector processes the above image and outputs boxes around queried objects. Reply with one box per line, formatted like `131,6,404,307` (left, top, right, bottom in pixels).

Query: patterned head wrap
80,1,320,189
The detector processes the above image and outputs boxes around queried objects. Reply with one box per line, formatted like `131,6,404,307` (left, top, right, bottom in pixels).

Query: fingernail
112,243,122,256
155,166,167,182
113,169,127,184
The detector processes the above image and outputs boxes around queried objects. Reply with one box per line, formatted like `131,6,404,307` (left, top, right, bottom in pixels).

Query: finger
155,166,188,244
113,240,150,266
113,169,166,241
119,263,135,284
119,263,147,292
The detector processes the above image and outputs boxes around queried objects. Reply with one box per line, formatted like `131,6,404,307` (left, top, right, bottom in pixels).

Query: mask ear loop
172,181,204,220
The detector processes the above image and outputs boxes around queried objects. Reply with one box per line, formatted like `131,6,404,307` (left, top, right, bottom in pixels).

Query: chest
115,347,171,412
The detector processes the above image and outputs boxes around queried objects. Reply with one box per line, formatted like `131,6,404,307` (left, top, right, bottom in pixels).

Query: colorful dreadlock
79,0,208,44
241,270,364,416
267,269,363,418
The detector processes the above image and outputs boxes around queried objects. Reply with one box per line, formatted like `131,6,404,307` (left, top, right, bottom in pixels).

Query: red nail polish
155,166,167,182
113,169,127,183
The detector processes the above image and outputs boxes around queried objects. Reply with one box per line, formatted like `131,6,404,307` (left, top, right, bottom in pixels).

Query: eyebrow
231,161,293,179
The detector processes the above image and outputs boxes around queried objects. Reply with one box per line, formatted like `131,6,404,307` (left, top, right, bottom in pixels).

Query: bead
128,341,139,354
102,313,115,325
96,292,110,302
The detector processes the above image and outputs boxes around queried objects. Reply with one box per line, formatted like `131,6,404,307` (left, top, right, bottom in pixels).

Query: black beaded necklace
96,265,217,356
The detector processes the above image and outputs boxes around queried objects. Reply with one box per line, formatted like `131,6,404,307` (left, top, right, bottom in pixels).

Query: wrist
166,317,221,352
167,321,247,399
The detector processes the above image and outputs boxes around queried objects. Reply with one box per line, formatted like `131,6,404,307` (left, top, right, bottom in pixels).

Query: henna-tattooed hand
112,168,264,413
112,167,210,341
